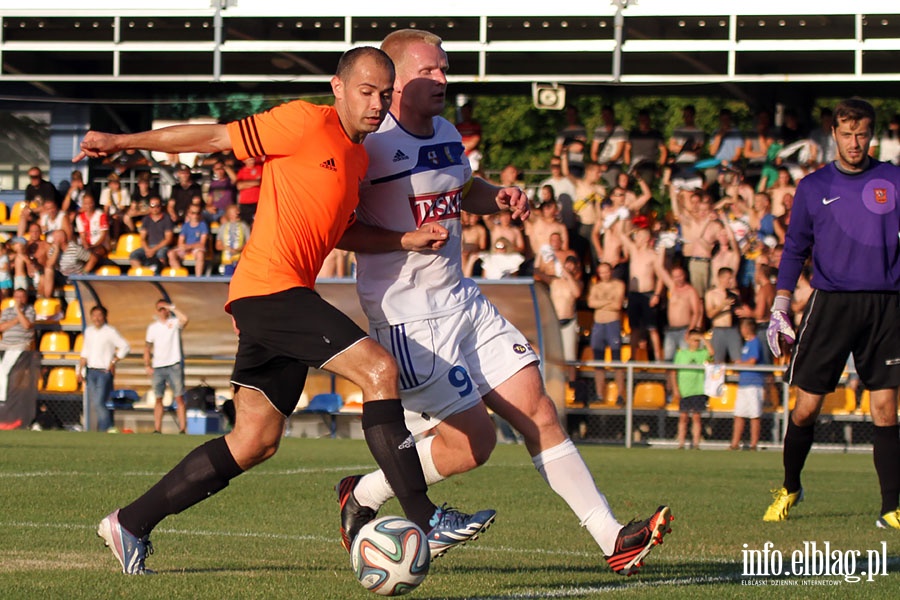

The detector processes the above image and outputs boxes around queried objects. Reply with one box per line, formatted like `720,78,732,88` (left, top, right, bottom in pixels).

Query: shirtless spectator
587,262,626,404
540,156,578,239
709,215,741,281
766,167,796,218
536,254,583,365
618,225,665,360
672,191,721,300
535,232,576,281
614,171,652,214
485,209,525,254
526,198,568,260
773,193,793,244
461,210,488,277
705,267,744,363
658,265,704,402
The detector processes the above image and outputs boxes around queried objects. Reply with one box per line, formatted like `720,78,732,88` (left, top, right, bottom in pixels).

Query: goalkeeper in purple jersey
764,98,900,530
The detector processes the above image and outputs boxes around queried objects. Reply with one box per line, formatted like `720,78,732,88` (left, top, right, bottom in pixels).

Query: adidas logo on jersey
392,149,410,162
320,158,337,171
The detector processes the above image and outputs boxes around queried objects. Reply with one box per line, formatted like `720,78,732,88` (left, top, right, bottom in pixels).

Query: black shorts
229,287,367,416
680,395,707,413
789,290,900,394
627,291,659,332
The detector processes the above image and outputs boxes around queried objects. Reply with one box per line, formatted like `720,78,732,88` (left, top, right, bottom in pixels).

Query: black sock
783,418,815,494
873,424,900,516
362,399,434,530
118,436,243,538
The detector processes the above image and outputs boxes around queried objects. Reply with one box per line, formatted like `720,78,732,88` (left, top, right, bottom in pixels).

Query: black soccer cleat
337,475,377,552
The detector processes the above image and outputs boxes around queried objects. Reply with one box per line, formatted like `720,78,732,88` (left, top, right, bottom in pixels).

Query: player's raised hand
73,131,124,162
401,223,449,252
497,187,530,221
766,295,795,358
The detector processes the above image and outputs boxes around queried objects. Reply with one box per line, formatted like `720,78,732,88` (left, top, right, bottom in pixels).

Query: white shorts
372,293,538,435
734,385,764,419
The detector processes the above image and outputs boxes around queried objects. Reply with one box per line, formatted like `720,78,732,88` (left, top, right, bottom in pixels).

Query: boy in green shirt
673,329,714,449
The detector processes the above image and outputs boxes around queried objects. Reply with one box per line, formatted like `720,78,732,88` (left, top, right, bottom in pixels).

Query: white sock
532,439,622,555
354,436,445,510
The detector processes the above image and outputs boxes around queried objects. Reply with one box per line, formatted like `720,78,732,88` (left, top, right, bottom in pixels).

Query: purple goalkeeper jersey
776,159,900,293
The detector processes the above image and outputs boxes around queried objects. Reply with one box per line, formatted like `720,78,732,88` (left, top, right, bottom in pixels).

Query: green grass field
1,431,897,599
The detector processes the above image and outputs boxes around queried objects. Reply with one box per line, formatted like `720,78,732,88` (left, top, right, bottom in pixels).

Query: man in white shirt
145,299,188,433
78,305,130,432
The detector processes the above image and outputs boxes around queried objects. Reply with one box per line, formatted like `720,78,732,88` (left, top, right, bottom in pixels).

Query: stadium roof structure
3,1,900,100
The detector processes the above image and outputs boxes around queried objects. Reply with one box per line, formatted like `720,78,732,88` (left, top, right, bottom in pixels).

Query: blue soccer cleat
426,504,496,559
97,509,155,575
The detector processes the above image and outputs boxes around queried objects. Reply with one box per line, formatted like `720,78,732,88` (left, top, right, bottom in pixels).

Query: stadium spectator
235,156,263,226
766,167,796,218
705,266,743,363
128,172,156,220
129,196,174,272
62,169,87,214
590,105,627,187
99,173,132,241
554,106,588,178
705,109,744,181
673,328,713,449
144,300,189,434
207,160,238,215
455,101,483,172
471,236,526,280
878,114,900,166
74,193,110,266
586,262,626,404
460,210,488,277
0,288,35,402
103,148,150,177
658,264,704,401
545,254,583,365
485,209,525,254
743,110,776,187
617,224,664,361
25,166,59,208
78,305,130,433
625,109,667,185
317,247,348,279
215,204,250,275
57,229,97,279
569,161,604,267
167,204,209,276
731,318,766,451
539,155,578,237
665,105,706,200
167,164,202,225
671,191,720,301
526,193,569,258
809,107,836,168
773,193,793,244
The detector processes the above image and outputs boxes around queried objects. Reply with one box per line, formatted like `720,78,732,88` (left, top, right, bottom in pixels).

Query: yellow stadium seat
45,367,80,392
0,203,8,223
127,266,156,277
72,333,84,352
39,331,71,359
1,298,15,311
820,387,855,415
109,233,141,262
95,265,122,276
335,377,363,406
33,297,62,321
709,383,739,412
160,267,189,277
60,301,83,327
633,382,666,409
4,201,26,225
603,345,632,363
857,390,870,415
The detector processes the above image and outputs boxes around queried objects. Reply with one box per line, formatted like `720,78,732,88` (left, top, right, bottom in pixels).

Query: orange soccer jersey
224,100,366,309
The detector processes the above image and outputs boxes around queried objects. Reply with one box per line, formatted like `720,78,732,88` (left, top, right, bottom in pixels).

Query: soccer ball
350,516,430,596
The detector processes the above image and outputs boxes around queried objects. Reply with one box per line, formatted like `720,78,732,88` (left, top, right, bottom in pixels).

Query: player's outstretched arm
461,178,530,221
338,221,448,254
74,124,232,162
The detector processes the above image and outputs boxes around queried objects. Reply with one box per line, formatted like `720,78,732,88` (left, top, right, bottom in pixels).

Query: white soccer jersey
356,114,478,326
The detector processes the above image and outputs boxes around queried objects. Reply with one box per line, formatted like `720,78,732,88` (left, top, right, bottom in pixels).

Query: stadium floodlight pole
610,0,634,82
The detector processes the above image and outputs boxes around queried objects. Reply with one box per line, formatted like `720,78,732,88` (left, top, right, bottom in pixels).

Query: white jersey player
338,29,673,575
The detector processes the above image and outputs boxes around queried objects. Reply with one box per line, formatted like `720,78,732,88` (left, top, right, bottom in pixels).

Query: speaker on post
532,83,566,110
